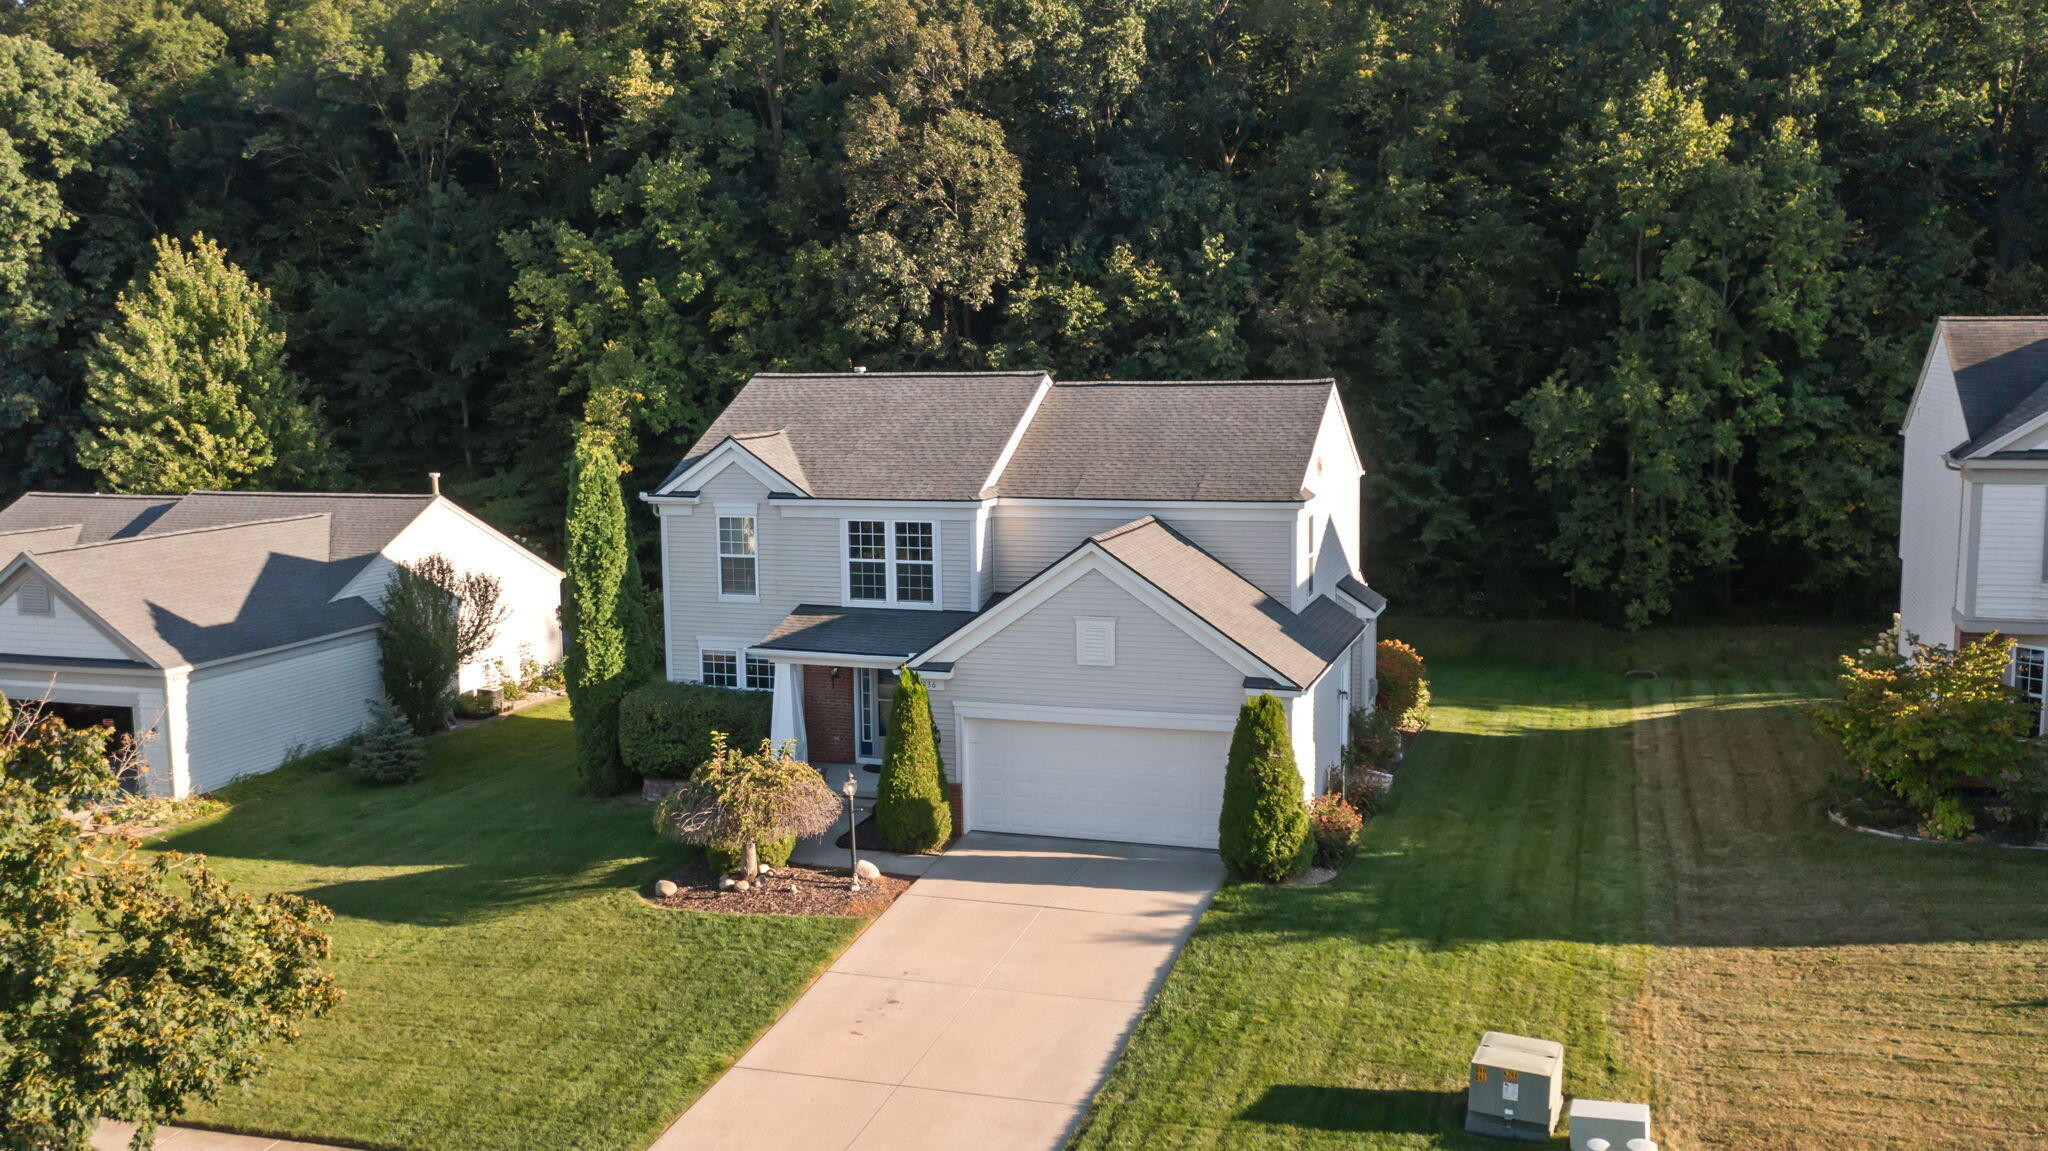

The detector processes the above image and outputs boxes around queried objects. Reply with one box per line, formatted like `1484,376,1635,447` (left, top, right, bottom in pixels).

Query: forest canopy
2,0,2043,625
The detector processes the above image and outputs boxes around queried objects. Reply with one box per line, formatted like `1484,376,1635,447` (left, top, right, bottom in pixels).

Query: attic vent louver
1075,617,1116,667
18,579,53,617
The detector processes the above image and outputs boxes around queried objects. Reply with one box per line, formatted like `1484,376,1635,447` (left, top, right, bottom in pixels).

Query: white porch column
769,662,808,762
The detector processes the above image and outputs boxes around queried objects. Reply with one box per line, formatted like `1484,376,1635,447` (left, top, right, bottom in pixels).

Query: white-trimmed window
699,645,777,692
845,519,939,607
2014,646,2047,736
717,512,758,599
1075,616,1117,667
16,579,52,617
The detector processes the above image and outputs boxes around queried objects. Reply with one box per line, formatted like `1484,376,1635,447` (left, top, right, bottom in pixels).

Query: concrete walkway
654,832,1225,1151
92,1121,344,1150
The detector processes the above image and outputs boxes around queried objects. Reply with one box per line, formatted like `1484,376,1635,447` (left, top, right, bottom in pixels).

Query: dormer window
846,519,938,607
16,579,53,616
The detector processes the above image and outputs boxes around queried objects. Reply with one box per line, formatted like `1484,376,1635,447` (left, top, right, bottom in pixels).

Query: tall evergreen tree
75,234,337,494
562,428,647,795
874,666,951,852
1218,693,1310,882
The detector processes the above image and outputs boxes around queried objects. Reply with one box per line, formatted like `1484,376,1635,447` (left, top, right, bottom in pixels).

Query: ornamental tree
1816,621,2032,839
75,233,338,494
562,430,652,795
0,694,340,1150
377,553,507,735
653,733,840,880
875,667,951,853
1218,693,1311,882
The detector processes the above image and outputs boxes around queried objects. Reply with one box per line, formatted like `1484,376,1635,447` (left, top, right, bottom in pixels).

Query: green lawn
1074,621,2048,1150
156,698,861,1151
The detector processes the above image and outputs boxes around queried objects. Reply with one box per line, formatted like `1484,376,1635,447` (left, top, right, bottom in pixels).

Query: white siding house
0,488,563,797
648,371,1386,849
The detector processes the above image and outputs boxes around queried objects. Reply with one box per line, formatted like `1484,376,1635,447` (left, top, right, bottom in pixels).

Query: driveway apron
652,832,1225,1151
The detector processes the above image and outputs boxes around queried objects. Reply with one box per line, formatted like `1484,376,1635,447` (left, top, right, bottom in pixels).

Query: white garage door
967,718,1231,848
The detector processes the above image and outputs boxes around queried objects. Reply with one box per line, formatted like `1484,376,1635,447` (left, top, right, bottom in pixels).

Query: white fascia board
752,649,907,669
187,624,381,673
639,492,700,508
656,439,808,497
950,698,1238,732
1332,586,1386,619
994,498,1301,514
0,557,161,668
978,372,1054,495
911,545,1286,685
774,499,982,517
1964,411,2048,458
1958,457,2048,473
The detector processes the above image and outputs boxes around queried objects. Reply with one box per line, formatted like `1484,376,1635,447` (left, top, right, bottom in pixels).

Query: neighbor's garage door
967,718,1230,848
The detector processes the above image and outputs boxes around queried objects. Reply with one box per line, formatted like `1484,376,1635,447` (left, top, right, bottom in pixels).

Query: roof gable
1936,317,2048,456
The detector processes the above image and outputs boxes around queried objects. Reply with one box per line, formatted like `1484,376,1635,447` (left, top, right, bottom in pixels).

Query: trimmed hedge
619,681,773,778
875,667,951,852
1218,693,1311,882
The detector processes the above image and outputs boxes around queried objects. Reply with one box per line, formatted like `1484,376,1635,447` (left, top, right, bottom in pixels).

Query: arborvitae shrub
1218,693,1310,882
875,668,951,852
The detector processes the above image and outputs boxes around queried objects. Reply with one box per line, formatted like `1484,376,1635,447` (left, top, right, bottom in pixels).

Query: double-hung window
845,519,938,607
699,645,776,691
717,512,757,599
2015,646,2047,736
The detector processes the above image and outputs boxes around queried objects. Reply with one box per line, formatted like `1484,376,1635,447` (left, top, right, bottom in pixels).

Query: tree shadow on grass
1239,1085,1479,1140
288,855,662,927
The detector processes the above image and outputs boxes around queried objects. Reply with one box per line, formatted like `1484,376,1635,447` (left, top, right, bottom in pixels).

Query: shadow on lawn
155,708,683,927
1239,1085,1469,1138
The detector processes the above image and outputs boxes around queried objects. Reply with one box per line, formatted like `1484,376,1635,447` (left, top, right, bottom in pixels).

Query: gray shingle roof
1088,517,1362,689
144,492,435,590
0,524,83,563
993,380,1336,501
671,372,1050,500
757,604,982,658
0,493,177,542
1337,574,1387,613
19,515,385,668
1937,317,2048,455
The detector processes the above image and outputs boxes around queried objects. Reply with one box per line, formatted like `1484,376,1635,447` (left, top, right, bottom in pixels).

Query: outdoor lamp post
841,773,861,891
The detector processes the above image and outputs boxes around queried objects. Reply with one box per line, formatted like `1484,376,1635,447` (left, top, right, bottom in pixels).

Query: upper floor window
718,513,757,598
846,519,937,606
2015,646,2046,736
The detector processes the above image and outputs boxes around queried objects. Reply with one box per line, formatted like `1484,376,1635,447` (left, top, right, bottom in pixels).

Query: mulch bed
644,855,911,917
834,813,879,849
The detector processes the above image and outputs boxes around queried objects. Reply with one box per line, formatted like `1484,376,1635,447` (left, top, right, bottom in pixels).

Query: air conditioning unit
1465,1031,1564,1142
1570,1098,1652,1150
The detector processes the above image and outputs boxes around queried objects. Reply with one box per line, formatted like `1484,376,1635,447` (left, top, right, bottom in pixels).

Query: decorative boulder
758,864,773,876
718,875,737,891
734,879,752,893
854,859,881,881
653,879,678,898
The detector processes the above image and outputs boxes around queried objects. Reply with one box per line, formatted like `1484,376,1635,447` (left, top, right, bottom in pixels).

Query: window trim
696,636,777,693
715,504,759,603
840,517,942,610
2014,645,2047,736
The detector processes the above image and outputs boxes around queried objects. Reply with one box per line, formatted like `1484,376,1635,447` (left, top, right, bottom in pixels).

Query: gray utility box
1569,1098,1651,1150
1464,1032,1565,1142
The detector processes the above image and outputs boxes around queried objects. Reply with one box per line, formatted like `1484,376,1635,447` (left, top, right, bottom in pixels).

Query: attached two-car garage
964,716,1233,849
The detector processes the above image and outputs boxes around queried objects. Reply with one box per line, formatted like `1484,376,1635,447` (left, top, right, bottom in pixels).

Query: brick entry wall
803,665,855,763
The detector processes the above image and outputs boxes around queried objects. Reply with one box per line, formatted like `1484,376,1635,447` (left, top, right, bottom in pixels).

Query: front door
854,668,893,763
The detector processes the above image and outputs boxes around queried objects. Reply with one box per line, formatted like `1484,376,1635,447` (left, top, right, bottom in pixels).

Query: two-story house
1900,317,2048,732
645,370,1386,849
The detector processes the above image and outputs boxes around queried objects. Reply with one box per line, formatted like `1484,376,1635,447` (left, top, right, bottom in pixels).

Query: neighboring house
1900,316,2048,733
0,485,563,797
646,370,1386,849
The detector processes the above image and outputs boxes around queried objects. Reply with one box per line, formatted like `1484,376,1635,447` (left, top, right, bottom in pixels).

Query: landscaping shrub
353,699,425,784
1218,693,1311,882
1347,706,1402,771
378,553,508,735
1375,639,1431,730
563,430,657,796
453,690,500,720
1996,742,2048,842
619,681,772,778
708,836,795,874
1347,769,1394,819
653,733,839,879
876,667,951,852
1308,792,1362,867
1814,620,2031,839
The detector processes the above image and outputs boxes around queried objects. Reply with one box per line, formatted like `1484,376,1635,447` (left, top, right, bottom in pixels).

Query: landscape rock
718,875,737,891
734,879,751,893
653,879,678,898
853,859,881,880
758,864,774,876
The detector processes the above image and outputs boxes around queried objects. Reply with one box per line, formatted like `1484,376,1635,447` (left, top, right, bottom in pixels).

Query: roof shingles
1938,317,2048,455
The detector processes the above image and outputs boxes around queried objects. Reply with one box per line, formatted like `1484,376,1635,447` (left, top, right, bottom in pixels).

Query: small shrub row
620,681,773,778
453,689,500,720
1308,792,1362,867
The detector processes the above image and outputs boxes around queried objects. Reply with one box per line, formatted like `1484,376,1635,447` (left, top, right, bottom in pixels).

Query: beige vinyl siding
929,570,1246,781
989,506,1296,601
1899,335,1970,647
183,633,382,794
0,580,132,661
1973,480,2048,620
659,466,975,679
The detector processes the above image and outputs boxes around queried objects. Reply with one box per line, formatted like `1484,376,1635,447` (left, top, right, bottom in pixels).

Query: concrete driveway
653,832,1225,1151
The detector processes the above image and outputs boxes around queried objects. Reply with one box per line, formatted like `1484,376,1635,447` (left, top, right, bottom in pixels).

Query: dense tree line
2,0,2043,624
